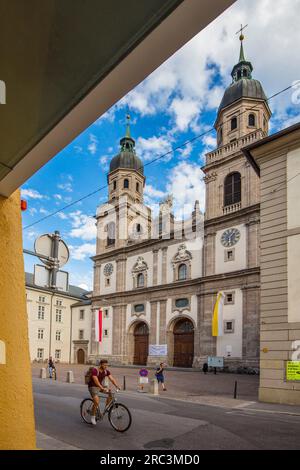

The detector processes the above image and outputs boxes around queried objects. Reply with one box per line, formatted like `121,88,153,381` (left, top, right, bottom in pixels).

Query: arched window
249,114,256,127
124,179,129,189
136,223,141,233
178,264,187,281
136,182,140,192
231,117,238,131
137,273,144,288
224,172,241,207
107,222,115,246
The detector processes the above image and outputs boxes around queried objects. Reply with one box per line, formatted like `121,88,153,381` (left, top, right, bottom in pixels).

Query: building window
56,309,62,323
136,182,140,192
225,249,235,262
38,296,45,303
107,222,115,246
56,299,62,306
178,263,187,281
104,329,109,337
134,304,145,313
225,292,235,305
224,320,235,333
113,180,117,190
248,113,256,127
79,329,84,340
55,349,61,360
38,305,45,320
175,298,189,309
79,309,85,320
224,172,241,207
124,178,129,189
104,309,109,318
231,117,238,131
137,273,145,288
136,223,141,233
55,330,61,341
37,348,44,360
37,328,44,340
105,277,110,287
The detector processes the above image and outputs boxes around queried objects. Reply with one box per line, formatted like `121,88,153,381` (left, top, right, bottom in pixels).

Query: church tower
95,116,151,256
199,30,272,368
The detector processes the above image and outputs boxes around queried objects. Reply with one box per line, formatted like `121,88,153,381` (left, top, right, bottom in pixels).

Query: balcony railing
223,202,242,215
206,130,266,165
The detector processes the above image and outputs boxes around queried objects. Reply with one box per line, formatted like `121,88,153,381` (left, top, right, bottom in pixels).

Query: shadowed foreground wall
0,191,36,449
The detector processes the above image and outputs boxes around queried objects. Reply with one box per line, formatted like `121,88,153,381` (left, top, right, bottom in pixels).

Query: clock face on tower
103,263,114,277
221,228,241,247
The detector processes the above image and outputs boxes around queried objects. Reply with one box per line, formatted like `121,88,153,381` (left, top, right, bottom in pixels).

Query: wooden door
173,319,194,367
133,323,149,365
77,348,85,364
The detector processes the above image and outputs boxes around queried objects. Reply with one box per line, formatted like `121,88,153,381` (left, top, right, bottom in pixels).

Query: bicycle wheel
80,398,94,424
108,403,132,432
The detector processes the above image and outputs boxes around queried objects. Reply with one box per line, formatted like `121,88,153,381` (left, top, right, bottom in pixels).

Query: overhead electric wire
23,83,294,230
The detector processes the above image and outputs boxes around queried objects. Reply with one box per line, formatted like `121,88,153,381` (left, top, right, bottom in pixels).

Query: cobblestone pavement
32,363,259,402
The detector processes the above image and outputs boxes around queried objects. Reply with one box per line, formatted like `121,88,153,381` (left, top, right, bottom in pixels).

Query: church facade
90,36,271,370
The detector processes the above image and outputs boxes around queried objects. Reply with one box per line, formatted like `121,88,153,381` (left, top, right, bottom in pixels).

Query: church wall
216,288,243,358
99,260,117,294
215,223,247,274
125,251,153,290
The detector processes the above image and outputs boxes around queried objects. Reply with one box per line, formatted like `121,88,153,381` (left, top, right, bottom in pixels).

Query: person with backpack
155,362,167,391
85,359,120,426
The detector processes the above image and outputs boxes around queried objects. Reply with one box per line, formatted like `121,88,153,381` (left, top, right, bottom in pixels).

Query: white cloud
29,207,37,216
69,211,97,241
39,208,49,215
114,0,300,133
178,142,193,159
137,136,173,161
99,155,109,170
57,175,73,193
166,161,205,219
69,243,95,261
144,184,166,199
21,188,45,200
88,134,98,155
54,194,62,200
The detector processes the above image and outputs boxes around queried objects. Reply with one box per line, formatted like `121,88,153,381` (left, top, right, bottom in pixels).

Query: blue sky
21,0,300,290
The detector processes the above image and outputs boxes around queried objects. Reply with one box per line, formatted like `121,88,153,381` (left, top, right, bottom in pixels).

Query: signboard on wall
208,356,224,368
286,361,300,381
149,344,168,356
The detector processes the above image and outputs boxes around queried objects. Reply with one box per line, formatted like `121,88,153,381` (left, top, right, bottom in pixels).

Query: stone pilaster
153,249,159,285
150,301,157,345
116,256,127,292
161,247,168,284
204,232,216,276
159,300,167,344
93,263,101,296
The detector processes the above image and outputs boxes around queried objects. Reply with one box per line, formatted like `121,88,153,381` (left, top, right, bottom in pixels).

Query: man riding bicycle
87,359,120,426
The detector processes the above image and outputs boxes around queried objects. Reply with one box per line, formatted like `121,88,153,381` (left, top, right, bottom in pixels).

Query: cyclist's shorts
88,387,108,398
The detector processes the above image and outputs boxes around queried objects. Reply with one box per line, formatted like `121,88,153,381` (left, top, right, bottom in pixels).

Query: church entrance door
133,322,149,365
77,348,85,364
173,319,194,367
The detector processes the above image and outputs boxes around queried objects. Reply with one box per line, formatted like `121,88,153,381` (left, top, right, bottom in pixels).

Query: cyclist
88,359,120,426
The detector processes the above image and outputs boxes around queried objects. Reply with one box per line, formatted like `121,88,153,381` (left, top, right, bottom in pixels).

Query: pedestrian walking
202,362,208,374
155,362,167,391
48,356,56,379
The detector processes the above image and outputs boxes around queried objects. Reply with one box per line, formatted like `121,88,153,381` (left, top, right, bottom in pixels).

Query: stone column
246,218,260,269
93,263,101,296
159,300,167,345
153,249,159,286
161,247,168,284
112,304,127,363
204,232,216,276
116,256,127,292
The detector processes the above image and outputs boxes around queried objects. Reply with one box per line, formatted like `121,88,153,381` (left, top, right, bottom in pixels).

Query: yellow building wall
0,191,36,449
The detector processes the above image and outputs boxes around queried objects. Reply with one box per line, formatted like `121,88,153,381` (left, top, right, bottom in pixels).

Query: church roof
109,115,144,175
216,32,269,124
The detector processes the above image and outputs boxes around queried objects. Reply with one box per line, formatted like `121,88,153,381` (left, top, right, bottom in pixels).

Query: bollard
150,379,159,396
40,367,46,379
123,375,126,391
234,380,237,399
67,370,74,383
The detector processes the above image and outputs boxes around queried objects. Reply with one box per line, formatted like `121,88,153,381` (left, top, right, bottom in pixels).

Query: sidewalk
36,431,80,450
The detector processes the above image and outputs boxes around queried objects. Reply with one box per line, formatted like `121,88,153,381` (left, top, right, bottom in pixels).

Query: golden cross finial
236,23,248,41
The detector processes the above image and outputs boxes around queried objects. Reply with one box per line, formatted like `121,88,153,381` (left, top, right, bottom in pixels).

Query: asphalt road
33,378,300,450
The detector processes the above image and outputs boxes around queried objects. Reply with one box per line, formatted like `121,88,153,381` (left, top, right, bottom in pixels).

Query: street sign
139,369,148,377
149,344,167,356
139,377,149,384
208,356,224,368
35,233,69,268
34,264,50,288
56,270,69,292
286,361,300,381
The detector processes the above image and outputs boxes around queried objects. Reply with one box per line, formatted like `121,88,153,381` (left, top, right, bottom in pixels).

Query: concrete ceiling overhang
0,0,235,196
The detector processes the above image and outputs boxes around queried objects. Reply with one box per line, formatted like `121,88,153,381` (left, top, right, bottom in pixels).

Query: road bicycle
80,390,132,432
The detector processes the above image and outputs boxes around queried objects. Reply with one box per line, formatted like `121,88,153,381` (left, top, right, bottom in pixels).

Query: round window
175,298,189,309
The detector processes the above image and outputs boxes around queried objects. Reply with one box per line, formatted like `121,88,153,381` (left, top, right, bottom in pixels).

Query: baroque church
90,34,271,369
